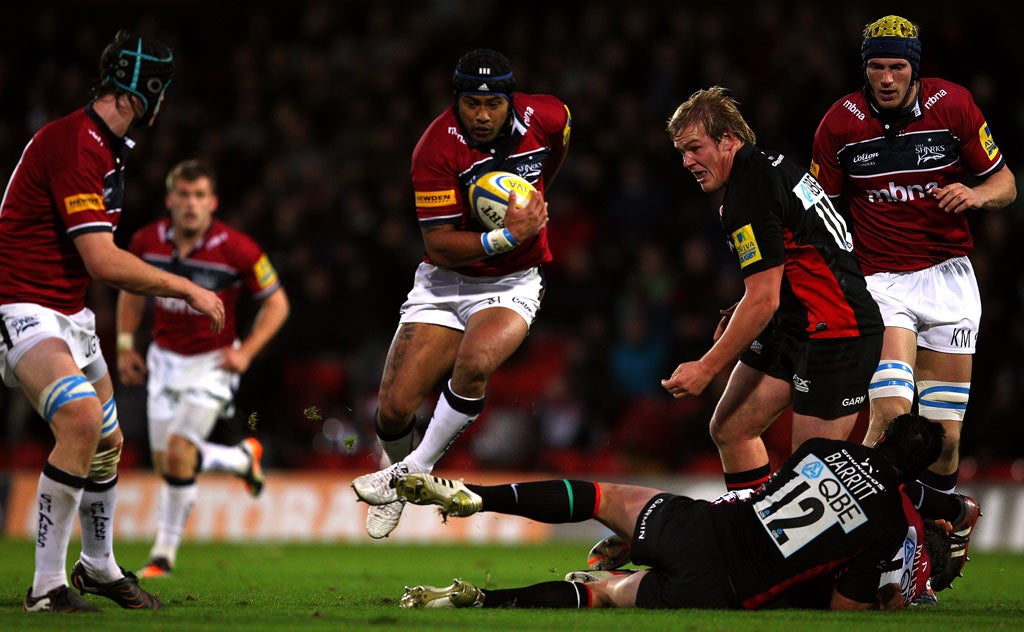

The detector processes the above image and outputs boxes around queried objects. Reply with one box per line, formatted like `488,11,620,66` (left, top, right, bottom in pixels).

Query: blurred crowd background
1,1,1022,479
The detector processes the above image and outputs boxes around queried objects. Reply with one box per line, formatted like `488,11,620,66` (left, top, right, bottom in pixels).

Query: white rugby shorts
865,256,980,354
0,303,108,387
146,342,240,450
398,263,544,330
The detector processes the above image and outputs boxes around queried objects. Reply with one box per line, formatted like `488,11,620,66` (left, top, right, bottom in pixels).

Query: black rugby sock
724,463,771,491
481,581,589,608
466,479,599,523
917,469,958,494
902,480,963,522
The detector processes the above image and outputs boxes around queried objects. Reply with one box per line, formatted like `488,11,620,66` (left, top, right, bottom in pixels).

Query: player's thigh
916,349,972,383
457,306,530,375
379,322,462,400
168,401,222,448
880,326,918,365
91,371,114,403
594,482,663,538
589,569,647,608
711,362,791,438
11,337,81,399
791,411,858,447
16,339,102,445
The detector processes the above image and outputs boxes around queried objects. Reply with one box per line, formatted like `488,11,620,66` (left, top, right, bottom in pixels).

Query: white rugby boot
352,462,410,505
365,500,406,539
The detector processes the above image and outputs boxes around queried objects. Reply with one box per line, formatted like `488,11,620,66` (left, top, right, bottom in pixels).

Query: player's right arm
661,265,780,399
115,290,147,385
420,189,547,267
74,231,225,332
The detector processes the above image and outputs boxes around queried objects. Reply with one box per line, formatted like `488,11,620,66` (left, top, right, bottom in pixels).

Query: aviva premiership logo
980,123,999,160
730,224,762,268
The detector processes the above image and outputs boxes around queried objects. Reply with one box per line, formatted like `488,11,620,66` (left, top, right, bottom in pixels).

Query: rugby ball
468,171,536,230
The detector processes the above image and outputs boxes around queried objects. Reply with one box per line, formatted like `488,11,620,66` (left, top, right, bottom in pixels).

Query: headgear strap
452,49,515,101
102,31,174,126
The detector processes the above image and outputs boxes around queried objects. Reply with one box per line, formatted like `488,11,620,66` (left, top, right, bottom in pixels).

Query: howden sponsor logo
64,193,104,215
415,189,457,207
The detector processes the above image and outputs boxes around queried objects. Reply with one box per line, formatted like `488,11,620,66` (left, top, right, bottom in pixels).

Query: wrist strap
481,228,519,256
116,333,134,352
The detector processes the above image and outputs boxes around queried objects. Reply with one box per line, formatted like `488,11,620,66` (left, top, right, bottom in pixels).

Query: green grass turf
1,539,1022,631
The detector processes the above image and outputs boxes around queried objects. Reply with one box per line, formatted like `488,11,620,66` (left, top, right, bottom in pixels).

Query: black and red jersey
720,144,882,339
710,438,907,609
129,218,280,355
0,106,129,314
410,93,571,277
811,78,1006,274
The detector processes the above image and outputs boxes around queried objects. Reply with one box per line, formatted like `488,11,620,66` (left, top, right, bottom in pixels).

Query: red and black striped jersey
410,93,571,277
129,218,280,355
810,78,1006,274
0,106,129,314
720,145,882,339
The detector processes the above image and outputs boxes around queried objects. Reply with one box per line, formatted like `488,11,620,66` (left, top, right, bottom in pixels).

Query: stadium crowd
1,0,1022,478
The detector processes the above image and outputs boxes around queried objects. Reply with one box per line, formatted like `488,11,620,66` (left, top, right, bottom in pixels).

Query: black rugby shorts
741,324,882,419
631,493,739,609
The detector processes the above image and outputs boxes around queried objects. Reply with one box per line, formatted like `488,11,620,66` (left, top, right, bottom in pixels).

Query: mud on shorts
740,323,882,419
397,262,544,330
0,303,108,387
865,255,980,354
632,493,740,609
146,342,239,451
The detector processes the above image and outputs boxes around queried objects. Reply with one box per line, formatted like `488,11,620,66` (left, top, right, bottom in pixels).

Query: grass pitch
1,539,1022,631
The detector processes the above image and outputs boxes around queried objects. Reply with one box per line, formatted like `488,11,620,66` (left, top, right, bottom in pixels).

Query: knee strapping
101,397,119,438
917,380,970,422
869,361,915,403
90,444,121,480
37,375,98,423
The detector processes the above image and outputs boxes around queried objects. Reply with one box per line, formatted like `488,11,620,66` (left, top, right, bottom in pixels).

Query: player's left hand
219,347,252,374
503,189,548,243
930,182,981,214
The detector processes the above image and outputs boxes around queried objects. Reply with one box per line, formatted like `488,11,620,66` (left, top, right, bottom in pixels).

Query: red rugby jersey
0,106,128,313
129,218,280,355
811,78,1006,274
410,93,571,277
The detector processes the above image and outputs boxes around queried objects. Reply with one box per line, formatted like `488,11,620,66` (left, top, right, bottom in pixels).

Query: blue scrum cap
452,49,515,100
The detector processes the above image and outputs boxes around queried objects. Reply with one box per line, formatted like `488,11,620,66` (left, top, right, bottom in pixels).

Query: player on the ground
395,413,950,610
1,30,224,613
351,48,571,539
117,159,289,578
